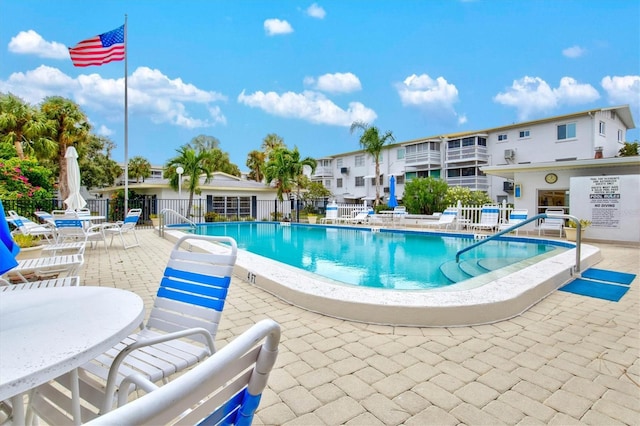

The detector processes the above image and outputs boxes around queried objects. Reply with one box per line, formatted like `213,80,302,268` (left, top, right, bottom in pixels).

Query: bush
204,211,224,222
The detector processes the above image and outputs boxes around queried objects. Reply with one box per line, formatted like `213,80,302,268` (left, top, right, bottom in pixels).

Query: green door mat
559,268,635,302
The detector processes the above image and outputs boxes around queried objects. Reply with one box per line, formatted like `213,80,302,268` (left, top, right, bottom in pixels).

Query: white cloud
8,30,69,59
96,124,113,137
237,89,377,126
0,65,227,130
601,75,640,108
554,77,600,104
457,114,468,125
306,3,326,19
493,76,599,120
396,74,459,107
264,19,294,36
562,45,586,58
304,72,361,93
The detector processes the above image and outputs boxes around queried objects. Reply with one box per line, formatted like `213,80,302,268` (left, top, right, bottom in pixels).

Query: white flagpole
124,14,129,218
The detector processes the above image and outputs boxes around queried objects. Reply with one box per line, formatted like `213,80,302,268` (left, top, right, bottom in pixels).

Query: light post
176,166,184,212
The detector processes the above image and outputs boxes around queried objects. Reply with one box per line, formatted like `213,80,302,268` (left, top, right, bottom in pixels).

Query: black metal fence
2,197,329,226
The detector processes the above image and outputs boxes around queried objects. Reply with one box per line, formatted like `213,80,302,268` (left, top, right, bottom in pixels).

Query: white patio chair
422,207,458,230
84,319,280,426
31,235,238,423
498,209,528,235
538,208,565,237
102,208,142,249
7,211,55,243
468,205,500,232
5,253,84,283
54,216,107,252
0,275,80,291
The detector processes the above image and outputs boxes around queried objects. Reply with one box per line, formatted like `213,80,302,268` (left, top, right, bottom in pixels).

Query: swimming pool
191,222,568,289
166,224,601,326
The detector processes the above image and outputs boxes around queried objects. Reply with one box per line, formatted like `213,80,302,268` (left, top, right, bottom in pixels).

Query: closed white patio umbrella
64,146,86,211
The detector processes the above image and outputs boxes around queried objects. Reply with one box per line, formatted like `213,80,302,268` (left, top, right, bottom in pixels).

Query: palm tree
350,121,395,206
0,93,55,160
261,133,285,159
40,96,90,201
246,150,266,182
264,147,316,202
165,145,215,217
128,156,151,183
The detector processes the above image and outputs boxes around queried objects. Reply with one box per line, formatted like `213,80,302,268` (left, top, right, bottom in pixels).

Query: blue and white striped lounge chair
498,209,528,235
31,235,239,423
422,208,458,230
86,319,280,426
7,211,55,243
468,206,500,232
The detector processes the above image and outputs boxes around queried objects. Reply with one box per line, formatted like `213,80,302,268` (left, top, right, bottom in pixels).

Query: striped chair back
146,235,238,344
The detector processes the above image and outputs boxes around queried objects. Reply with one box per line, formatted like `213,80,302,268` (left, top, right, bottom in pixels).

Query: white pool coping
164,228,602,327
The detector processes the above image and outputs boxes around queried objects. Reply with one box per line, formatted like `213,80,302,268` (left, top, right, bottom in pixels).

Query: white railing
330,200,514,227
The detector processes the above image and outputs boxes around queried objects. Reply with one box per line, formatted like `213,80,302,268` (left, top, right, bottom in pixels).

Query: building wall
315,106,635,206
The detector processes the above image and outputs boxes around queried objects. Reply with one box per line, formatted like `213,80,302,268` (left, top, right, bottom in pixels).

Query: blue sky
1,0,639,169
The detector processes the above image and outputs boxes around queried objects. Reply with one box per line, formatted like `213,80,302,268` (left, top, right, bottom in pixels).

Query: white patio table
0,286,144,425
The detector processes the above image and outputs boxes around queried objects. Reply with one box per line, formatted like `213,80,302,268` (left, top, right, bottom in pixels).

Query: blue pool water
191,223,565,290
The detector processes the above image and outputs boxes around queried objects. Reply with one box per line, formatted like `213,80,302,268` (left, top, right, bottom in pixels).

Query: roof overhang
481,156,640,179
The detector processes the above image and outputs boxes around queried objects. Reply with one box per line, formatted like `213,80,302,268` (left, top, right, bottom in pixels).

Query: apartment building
312,105,636,209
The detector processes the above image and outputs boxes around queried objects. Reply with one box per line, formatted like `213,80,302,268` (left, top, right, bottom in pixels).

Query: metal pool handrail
455,213,583,273
158,208,197,237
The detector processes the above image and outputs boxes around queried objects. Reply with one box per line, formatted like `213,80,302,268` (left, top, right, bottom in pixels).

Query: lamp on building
176,166,184,199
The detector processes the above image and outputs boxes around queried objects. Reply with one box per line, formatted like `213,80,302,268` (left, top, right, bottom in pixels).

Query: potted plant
14,234,45,260
307,214,318,224
564,219,591,242
149,214,160,227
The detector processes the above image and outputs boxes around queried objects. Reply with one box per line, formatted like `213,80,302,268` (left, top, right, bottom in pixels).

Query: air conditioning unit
340,167,349,174
504,149,515,160
503,181,514,192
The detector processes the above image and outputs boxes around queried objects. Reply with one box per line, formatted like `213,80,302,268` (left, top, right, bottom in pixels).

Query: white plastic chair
31,235,238,423
422,207,458,230
0,275,80,291
468,205,500,232
102,208,142,249
498,209,528,235
6,253,84,283
54,216,107,252
85,319,280,426
538,208,565,237
7,211,55,243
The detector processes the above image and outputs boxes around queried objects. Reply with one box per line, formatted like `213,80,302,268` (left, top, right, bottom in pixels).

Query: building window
498,134,508,141
448,139,461,149
599,121,606,135
462,137,475,147
477,137,487,146
396,148,405,159
355,155,364,167
405,171,417,181
519,130,530,138
618,129,624,142
557,123,576,140
324,179,332,188
355,176,364,187
396,175,405,184
336,158,343,168
336,178,342,188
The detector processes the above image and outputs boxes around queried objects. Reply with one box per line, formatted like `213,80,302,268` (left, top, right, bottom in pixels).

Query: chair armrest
101,327,215,414
117,373,160,407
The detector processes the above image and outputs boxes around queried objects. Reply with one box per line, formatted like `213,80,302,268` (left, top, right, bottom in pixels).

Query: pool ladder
158,208,197,237
455,213,584,274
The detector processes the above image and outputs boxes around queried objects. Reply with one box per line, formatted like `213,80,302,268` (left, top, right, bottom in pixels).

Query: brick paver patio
80,230,639,425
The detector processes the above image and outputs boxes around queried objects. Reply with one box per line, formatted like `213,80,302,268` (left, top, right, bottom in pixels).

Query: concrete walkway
81,230,639,425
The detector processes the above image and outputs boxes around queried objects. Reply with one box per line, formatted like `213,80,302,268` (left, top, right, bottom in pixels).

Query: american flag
68,25,125,67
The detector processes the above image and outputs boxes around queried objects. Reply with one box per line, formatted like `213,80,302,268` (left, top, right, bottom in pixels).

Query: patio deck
80,229,639,425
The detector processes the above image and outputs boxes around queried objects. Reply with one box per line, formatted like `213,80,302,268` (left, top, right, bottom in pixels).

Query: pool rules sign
589,176,620,228
570,175,640,243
